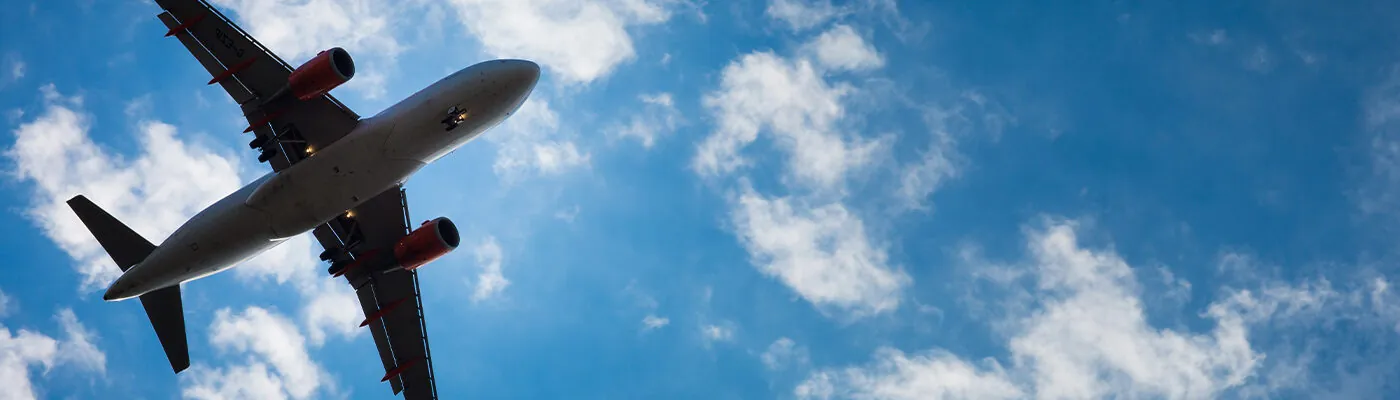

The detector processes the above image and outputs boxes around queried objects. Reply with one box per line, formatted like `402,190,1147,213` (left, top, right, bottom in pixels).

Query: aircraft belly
246,123,424,238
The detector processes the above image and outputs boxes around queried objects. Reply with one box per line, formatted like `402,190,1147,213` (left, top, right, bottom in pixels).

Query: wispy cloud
471,236,509,302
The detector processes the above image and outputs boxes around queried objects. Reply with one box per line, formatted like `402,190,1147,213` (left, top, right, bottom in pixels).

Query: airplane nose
489,59,538,100
500,59,540,88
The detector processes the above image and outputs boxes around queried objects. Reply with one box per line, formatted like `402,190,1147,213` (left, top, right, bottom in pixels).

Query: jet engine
393,217,460,271
287,47,355,101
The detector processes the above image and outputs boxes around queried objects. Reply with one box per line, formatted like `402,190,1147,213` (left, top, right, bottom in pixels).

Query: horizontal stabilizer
140,285,190,373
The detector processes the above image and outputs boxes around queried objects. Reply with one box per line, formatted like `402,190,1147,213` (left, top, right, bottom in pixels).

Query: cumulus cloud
489,99,590,180
0,308,105,400
767,0,842,32
730,186,909,316
799,219,1400,399
470,236,509,302
182,307,330,400
802,25,883,72
447,0,683,84
210,0,404,98
695,29,927,318
612,92,682,148
695,52,882,191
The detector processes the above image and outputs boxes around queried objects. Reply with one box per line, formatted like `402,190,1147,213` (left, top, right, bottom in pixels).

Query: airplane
63,1,538,398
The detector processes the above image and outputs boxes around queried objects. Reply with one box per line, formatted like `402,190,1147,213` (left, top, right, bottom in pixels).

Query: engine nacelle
287,47,355,101
393,217,459,271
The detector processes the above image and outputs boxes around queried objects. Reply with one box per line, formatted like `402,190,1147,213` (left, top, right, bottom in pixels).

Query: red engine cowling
393,217,460,271
287,47,355,101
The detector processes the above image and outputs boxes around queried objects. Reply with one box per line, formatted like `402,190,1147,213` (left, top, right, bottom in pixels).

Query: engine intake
393,217,460,271
287,47,355,101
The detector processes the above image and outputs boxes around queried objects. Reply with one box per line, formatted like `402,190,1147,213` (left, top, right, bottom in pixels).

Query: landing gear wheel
319,248,344,262
257,147,278,163
328,261,348,276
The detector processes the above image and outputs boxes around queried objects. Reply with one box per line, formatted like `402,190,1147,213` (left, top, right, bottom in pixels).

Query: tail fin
66,195,190,373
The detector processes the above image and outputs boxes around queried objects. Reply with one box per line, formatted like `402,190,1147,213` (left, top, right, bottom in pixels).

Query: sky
5,0,1400,398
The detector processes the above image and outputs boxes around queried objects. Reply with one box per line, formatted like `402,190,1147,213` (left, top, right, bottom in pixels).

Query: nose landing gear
441,106,469,131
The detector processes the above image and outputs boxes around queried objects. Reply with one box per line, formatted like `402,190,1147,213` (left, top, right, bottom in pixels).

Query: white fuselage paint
102,59,540,301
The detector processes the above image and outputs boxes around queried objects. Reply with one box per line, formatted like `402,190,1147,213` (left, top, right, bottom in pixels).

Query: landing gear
441,106,469,131
319,247,345,262
328,260,349,276
257,147,278,163
249,133,270,149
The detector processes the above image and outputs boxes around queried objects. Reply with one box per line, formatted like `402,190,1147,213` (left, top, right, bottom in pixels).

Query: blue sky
4,0,1400,398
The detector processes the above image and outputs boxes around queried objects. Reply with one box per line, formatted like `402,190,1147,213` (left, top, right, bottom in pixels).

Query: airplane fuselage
102,59,540,301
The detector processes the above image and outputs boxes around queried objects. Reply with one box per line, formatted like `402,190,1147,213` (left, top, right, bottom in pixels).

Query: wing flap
357,284,406,394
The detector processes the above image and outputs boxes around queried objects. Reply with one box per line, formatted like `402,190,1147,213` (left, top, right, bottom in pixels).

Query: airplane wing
317,188,441,399
153,1,440,398
153,0,360,172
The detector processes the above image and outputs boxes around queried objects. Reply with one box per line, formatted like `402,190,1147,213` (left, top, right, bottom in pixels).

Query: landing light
452,110,470,123
305,145,315,154
346,210,355,218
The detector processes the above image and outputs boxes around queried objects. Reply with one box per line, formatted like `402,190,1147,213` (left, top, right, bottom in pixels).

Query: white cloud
612,92,682,148
701,323,734,343
695,52,882,191
471,236,509,302
730,186,909,316
490,99,591,179
53,309,105,375
896,130,958,212
209,0,405,98
0,308,105,400
447,0,682,84
5,86,243,292
761,337,810,370
182,307,330,400
0,327,58,400
797,348,1022,400
298,279,362,347
767,0,841,32
802,25,883,72
641,315,670,331
801,219,1266,399
1008,221,1257,399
